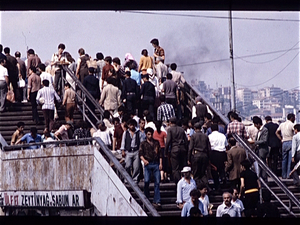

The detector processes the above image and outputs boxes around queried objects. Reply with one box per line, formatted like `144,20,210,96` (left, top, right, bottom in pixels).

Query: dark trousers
166,98,177,116
268,147,280,176
243,191,259,217
191,152,209,187
125,94,136,115
210,150,227,190
43,109,54,131
292,151,300,185
170,147,187,184
30,91,39,123
141,98,155,119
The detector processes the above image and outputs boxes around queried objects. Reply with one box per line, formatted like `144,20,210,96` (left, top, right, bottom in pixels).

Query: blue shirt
130,69,141,86
20,133,42,149
176,177,197,204
181,198,204,217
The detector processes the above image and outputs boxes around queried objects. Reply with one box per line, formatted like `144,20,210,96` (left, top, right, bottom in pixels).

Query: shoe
21,100,28,103
152,203,161,209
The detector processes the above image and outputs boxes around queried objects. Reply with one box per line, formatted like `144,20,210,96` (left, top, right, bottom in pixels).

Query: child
11,121,25,145
198,184,213,216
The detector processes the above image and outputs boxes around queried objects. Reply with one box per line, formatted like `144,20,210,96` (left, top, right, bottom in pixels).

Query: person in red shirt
153,120,168,182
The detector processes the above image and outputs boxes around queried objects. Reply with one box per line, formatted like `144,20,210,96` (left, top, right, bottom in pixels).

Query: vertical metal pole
228,10,236,111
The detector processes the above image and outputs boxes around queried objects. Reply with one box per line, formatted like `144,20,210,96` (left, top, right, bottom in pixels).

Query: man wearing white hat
176,166,197,209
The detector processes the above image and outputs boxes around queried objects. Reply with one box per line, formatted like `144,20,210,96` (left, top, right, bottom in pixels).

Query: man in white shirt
0,59,9,112
176,166,197,209
276,113,295,179
36,79,61,131
216,192,241,217
231,188,245,217
208,123,228,191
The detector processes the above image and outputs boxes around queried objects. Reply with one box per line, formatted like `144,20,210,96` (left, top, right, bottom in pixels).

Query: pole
228,10,236,111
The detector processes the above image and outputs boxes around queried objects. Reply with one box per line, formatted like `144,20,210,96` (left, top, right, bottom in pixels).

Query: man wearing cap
122,71,139,115
176,166,197,209
36,79,61,131
192,97,213,126
165,116,189,183
188,122,211,188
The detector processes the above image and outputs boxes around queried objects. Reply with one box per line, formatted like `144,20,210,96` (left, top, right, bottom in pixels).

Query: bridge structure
0,65,299,217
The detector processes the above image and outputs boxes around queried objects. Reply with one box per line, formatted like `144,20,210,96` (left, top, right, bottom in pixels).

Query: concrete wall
0,145,146,216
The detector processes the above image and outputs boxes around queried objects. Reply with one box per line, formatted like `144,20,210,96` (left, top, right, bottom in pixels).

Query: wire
119,10,300,22
234,41,299,64
177,47,299,67
237,52,299,88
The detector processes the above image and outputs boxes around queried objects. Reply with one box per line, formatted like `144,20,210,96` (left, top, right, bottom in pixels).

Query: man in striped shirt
157,94,175,123
36,79,61,131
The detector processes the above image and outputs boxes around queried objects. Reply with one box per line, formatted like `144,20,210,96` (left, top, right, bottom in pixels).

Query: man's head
141,49,148,56
15,51,21,58
169,117,177,125
252,116,263,130
190,189,201,205
229,112,239,121
30,127,38,138
38,63,46,72
150,38,159,47
265,116,272,123
113,117,120,126
118,105,125,116
96,52,104,60
103,110,111,120
181,166,192,179
142,74,149,81
231,188,239,201
29,66,37,74
194,122,202,131
211,123,218,132
27,49,35,55
222,192,232,207
78,48,85,56
104,56,112,64
139,118,145,130
42,79,50,87
17,121,25,132
170,63,177,71
189,207,202,217
0,59,5,65
4,47,10,54
112,57,121,66
145,127,154,140
166,73,172,80
127,119,137,132
287,113,295,123
204,113,212,122
198,183,208,196
294,124,300,134
58,43,65,54
228,137,237,147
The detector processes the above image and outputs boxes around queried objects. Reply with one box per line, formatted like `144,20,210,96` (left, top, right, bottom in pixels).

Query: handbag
17,78,25,88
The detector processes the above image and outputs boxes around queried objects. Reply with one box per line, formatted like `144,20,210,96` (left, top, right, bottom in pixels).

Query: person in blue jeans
139,127,163,208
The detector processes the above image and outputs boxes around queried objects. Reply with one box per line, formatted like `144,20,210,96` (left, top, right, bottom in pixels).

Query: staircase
0,101,88,144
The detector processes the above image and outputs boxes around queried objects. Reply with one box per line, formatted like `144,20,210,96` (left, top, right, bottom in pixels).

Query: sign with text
0,191,85,208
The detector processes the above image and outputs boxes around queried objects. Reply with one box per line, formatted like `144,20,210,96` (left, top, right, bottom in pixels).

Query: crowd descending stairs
129,178,300,217
1,102,300,218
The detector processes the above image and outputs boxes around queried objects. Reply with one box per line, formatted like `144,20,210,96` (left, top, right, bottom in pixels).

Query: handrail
184,81,300,215
93,137,160,217
61,65,105,119
3,137,160,217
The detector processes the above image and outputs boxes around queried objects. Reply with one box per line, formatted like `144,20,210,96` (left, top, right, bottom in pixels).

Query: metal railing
183,81,300,217
0,133,8,150
2,137,160,216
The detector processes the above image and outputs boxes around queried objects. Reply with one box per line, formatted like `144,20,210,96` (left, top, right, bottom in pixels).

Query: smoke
160,20,231,88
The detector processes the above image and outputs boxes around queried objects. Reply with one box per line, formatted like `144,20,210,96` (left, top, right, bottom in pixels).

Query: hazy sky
0,10,299,91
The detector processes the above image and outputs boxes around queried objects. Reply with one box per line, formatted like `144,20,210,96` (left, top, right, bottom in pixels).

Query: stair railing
183,81,300,216
0,133,8,151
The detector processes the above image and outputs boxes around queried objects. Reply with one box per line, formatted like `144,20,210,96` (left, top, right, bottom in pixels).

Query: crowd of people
0,40,298,218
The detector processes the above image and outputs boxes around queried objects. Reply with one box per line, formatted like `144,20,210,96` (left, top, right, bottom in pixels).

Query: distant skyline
1,10,299,91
